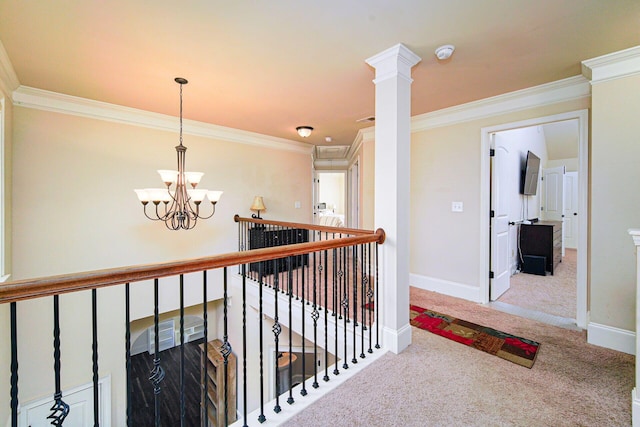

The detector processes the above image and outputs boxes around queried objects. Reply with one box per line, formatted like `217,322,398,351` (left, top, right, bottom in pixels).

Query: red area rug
410,305,540,368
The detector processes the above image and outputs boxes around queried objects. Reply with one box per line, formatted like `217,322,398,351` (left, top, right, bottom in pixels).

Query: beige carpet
498,249,577,319
282,287,634,427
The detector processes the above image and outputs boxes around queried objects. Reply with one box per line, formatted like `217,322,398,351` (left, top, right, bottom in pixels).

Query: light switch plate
452,201,463,212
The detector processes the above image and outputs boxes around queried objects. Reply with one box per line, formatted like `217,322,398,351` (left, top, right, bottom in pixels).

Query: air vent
356,116,375,123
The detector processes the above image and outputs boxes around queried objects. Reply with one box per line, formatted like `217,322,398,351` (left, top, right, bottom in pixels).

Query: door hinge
489,271,495,279
490,149,495,157
490,210,495,218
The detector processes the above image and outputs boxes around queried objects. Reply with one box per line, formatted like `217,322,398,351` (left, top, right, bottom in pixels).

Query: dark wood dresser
519,221,562,275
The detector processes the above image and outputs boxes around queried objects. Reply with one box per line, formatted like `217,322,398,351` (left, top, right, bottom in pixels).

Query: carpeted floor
282,287,634,427
498,248,577,319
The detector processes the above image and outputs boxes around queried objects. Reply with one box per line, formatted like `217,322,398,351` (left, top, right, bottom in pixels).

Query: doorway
481,110,588,329
313,171,346,227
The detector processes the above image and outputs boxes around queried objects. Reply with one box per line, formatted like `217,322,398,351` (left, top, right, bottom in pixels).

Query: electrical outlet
295,201,301,209
451,201,463,212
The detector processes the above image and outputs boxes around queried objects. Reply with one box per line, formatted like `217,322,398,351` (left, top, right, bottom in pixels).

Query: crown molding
582,45,640,84
347,126,375,163
0,40,20,99
12,85,313,154
411,75,590,132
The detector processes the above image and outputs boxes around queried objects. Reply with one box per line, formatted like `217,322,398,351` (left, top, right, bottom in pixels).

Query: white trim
410,273,482,303
582,45,640,84
0,40,19,98
411,76,590,132
479,109,590,330
382,323,412,355
11,86,313,155
633,388,640,427
0,98,4,280
587,322,635,355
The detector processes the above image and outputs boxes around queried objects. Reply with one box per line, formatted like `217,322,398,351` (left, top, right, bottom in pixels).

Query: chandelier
134,77,223,230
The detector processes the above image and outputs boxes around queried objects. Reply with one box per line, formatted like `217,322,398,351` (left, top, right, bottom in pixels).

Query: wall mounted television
521,150,541,195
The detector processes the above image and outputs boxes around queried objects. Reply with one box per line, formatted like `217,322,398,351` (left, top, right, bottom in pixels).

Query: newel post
366,44,421,354
629,229,640,426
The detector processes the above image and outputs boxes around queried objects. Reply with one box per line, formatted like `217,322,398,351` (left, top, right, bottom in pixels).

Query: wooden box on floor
200,339,237,427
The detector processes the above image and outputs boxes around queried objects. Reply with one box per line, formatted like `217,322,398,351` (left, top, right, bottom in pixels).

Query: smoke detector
435,45,455,60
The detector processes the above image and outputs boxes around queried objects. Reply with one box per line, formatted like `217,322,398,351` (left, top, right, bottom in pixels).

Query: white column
629,229,640,426
366,44,421,354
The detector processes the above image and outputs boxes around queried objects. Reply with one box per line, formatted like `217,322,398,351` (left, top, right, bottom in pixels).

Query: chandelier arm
142,203,163,221
195,203,218,220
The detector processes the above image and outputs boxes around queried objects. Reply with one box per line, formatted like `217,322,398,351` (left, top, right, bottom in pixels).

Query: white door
490,136,511,300
542,166,565,255
564,171,578,249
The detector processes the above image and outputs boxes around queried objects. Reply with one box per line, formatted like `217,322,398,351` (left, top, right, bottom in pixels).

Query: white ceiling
0,1,638,148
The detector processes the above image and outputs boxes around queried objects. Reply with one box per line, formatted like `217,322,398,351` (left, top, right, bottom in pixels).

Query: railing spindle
150,279,164,427
202,271,209,426
10,302,18,427
92,289,100,426
287,258,295,405
333,248,339,376
179,275,185,426
272,259,282,413
375,243,380,349
125,284,131,426
352,246,358,365
323,248,329,383
312,251,319,389
300,258,308,397
242,264,249,426
48,295,69,426
342,248,349,370
258,262,266,423
222,268,232,426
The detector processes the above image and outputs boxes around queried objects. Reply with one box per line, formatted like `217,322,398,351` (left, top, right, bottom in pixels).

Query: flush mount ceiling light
296,126,314,138
435,44,455,60
134,77,223,230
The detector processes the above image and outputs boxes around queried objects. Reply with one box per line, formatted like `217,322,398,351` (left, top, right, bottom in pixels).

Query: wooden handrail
0,228,385,304
234,214,374,236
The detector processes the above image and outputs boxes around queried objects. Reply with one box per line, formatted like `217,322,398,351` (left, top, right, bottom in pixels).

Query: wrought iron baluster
92,289,100,427
125,284,131,426
222,268,233,426
360,245,366,359
352,246,358,365
179,275,185,426
311,251,319,389
258,262,266,423
323,248,329,382
242,264,249,427
48,295,69,426
287,258,295,404
149,279,164,427
10,302,18,427
375,243,380,349
300,258,308,397
202,271,209,426
272,259,282,412
342,247,349,370
367,243,374,354
333,247,339,376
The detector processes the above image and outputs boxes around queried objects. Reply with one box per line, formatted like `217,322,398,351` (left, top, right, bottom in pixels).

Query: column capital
366,43,422,84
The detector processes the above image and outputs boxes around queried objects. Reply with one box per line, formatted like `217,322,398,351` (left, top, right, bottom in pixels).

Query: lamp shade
250,196,266,212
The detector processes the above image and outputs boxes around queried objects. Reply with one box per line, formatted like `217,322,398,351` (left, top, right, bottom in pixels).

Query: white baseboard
633,388,640,427
587,322,635,355
382,323,412,354
410,273,481,303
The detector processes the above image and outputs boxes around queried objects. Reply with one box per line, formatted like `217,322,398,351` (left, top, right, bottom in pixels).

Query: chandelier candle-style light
134,77,223,230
